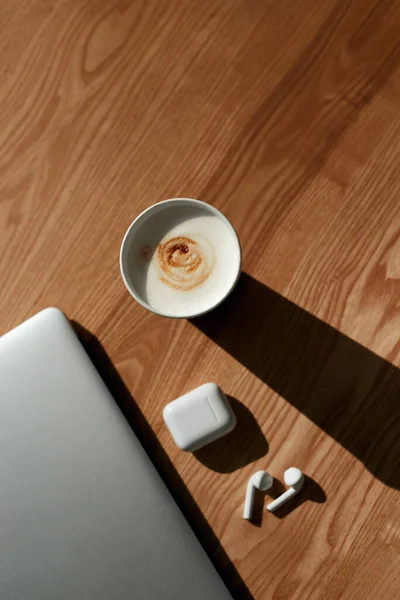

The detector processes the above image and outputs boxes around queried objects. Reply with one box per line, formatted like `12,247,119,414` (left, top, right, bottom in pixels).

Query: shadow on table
72,322,254,600
194,396,268,473
191,273,400,490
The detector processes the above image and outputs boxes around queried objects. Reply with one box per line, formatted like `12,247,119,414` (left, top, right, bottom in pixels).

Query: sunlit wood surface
1,1,400,598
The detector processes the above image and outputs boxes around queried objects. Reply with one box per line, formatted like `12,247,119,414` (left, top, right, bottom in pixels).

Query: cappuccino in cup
120,199,241,318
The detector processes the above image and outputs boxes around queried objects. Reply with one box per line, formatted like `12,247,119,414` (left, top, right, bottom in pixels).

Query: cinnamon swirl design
157,235,214,291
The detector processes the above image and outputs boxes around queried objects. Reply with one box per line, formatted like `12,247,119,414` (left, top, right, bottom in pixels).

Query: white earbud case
163,383,236,451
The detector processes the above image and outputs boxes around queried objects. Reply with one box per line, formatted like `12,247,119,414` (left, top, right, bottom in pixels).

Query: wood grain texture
1,0,400,598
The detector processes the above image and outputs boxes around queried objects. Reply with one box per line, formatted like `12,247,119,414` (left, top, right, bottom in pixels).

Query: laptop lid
0,308,232,600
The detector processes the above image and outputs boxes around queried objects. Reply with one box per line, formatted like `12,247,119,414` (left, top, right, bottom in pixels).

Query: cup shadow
194,396,268,473
71,321,255,600
191,273,400,490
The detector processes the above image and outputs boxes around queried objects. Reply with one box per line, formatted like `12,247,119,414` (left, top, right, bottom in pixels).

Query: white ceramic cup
119,198,242,318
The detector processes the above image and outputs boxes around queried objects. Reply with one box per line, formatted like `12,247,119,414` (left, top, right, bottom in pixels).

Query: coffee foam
127,206,240,317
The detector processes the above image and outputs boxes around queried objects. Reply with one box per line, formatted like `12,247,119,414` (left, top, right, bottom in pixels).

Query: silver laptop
0,308,232,600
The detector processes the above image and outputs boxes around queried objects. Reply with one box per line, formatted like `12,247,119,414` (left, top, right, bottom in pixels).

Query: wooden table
1,1,400,598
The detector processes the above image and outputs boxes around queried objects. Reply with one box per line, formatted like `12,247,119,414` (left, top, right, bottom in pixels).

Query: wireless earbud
266,467,304,513
243,470,273,520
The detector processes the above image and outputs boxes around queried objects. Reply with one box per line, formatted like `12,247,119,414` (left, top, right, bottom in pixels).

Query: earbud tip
259,471,273,491
284,467,304,487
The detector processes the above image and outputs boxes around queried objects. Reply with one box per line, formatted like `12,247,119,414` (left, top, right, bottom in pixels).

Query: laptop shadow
72,322,254,600
191,273,400,490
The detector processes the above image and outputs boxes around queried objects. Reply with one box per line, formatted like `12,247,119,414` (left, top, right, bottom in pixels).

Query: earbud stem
266,488,297,513
243,482,255,520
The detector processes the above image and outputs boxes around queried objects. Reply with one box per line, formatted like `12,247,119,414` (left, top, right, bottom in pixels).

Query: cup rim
119,198,242,319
